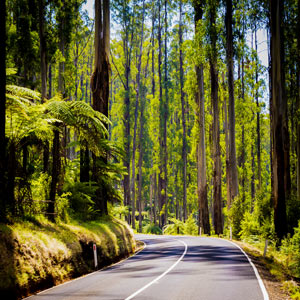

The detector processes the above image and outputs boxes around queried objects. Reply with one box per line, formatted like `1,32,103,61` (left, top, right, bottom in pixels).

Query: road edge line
24,240,147,299
124,238,188,300
225,239,269,300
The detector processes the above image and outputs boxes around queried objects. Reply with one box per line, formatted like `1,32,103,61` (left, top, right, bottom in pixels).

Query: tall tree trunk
122,7,132,224
209,1,222,235
179,0,187,222
162,0,169,226
223,82,230,209
48,129,60,222
240,57,245,203
138,93,145,233
123,66,131,223
270,0,288,240
158,0,163,228
194,0,210,234
39,0,47,102
38,0,50,173
153,172,157,225
255,28,262,191
0,0,6,222
297,0,300,201
7,143,16,217
225,0,238,207
91,0,110,215
131,0,145,229
58,1,65,96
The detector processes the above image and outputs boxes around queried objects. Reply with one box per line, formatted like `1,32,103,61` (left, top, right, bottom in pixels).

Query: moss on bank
0,216,136,300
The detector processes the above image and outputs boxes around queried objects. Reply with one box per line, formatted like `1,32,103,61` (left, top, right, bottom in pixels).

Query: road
25,234,268,300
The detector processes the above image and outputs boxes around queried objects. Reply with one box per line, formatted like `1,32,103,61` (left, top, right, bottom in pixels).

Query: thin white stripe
124,239,188,300
226,240,269,300
24,242,146,299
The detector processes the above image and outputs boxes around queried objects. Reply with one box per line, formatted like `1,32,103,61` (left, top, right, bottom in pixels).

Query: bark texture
91,0,110,215
194,0,210,235
0,0,6,222
270,0,288,240
225,0,239,207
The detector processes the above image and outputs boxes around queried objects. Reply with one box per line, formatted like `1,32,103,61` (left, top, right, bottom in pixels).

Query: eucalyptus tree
91,0,111,215
269,0,288,240
179,0,187,223
208,0,222,234
297,0,300,202
193,0,210,235
0,0,6,222
225,0,239,207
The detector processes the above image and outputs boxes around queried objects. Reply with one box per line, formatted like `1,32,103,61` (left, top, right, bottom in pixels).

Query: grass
231,236,300,300
0,215,136,299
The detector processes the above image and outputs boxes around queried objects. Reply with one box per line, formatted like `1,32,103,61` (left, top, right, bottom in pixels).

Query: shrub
240,212,260,240
163,218,185,235
143,224,162,235
184,214,198,236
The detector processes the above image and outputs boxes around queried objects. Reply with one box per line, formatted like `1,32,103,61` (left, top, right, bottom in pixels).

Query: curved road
26,235,268,300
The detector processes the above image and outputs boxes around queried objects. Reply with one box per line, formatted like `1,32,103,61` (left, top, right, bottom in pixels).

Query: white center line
124,239,188,300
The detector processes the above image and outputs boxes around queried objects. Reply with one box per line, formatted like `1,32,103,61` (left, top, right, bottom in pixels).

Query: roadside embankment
0,216,136,300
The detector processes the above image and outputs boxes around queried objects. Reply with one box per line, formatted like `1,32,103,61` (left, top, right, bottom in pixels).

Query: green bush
281,221,300,278
163,218,185,235
63,182,99,220
143,223,162,235
184,214,198,236
240,212,260,240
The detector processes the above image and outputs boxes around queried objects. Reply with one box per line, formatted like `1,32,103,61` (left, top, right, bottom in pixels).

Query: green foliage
110,204,129,219
63,182,98,220
228,197,244,239
143,223,162,235
163,215,198,236
184,214,198,236
163,218,185,235
281,222,300,278
240,212,260,240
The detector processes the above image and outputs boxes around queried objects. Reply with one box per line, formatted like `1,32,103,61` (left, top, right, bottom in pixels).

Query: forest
1,0,300,283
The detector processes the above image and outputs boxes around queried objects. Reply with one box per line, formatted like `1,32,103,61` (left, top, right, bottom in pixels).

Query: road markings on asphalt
124,238,188,300
24,241,147,299
226,240,269,300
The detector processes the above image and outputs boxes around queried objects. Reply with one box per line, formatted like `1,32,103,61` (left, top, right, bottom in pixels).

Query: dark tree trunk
131,0,145,229
240,58,245,203
194,0,210,235
223,86,230,209
270,0,288,240
48,64,52,99
158,0,163,228
225,0,238,207
138,95,145,233
153,172,157,225
0,0,6,222
209,1,222,235
122,9,132,224
297,0,300,201
80,147,90,182
162,0,169,226
255,29,262,191
90,0,110,216
48,130,60,222
7,143,16,217
194,1,210,234
38,0,47,102
179,0,187,223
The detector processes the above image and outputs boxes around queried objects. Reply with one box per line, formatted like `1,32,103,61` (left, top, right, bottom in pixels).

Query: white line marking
24,242,147,299
124,239,188,300
226,240,269,300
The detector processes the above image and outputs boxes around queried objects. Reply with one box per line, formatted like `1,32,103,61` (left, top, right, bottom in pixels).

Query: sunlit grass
0,215,136,298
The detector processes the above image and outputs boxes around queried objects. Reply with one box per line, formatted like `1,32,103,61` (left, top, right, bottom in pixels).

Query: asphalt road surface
25,234,268,300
